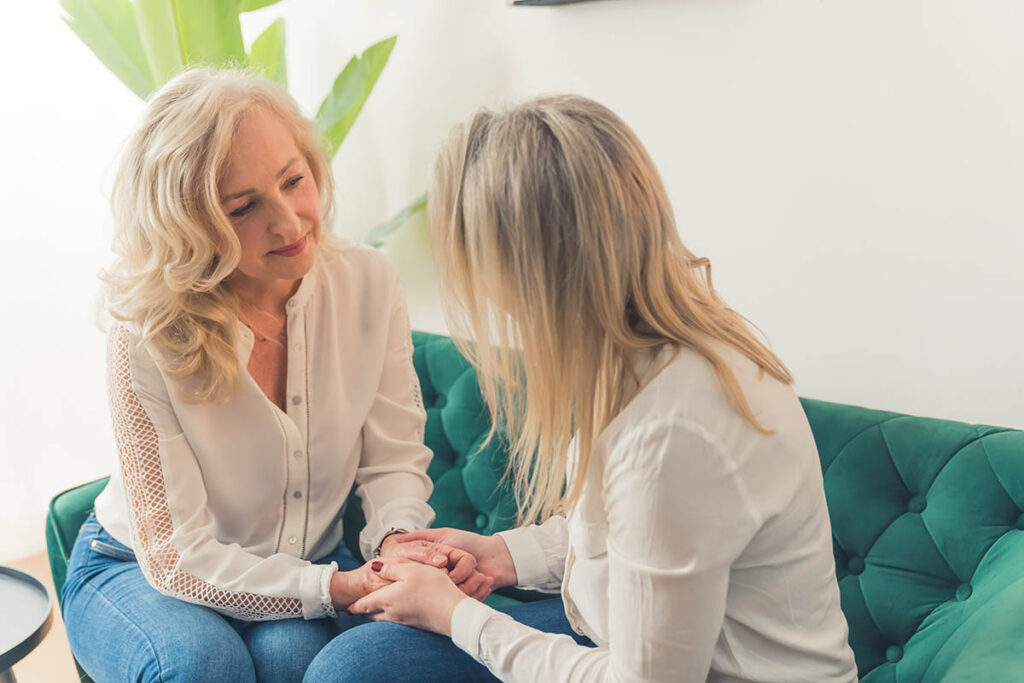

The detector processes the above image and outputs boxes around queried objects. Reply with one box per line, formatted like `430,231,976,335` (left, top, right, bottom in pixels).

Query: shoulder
320,244,398,281
604,416,726,479
105,323,173,403
106,322,155,368
627,343,803,439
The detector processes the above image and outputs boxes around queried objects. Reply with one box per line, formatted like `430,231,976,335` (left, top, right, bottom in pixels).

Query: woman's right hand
330,559,397,611
392,528,517,589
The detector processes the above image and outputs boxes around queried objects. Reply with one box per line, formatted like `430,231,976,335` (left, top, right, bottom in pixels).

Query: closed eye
229,200,256,218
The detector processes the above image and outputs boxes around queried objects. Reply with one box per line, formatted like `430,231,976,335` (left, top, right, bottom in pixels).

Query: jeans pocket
89,537,137,562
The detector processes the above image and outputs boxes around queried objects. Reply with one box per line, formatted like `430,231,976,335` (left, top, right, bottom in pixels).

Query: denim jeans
62,513,366,683
304,596,594,682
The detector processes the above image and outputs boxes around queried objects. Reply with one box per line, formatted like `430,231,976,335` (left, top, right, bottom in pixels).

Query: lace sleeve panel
107,325,309,621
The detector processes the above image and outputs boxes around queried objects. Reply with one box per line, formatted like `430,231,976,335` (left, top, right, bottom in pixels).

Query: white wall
0,6,142,562
273,0,1023,428
1,0,1021,561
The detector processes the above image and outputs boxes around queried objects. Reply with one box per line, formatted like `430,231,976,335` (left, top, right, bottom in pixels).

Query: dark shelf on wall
512,0,600,5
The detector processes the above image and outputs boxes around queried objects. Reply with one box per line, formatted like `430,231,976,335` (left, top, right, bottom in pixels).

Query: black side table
0,567,53,683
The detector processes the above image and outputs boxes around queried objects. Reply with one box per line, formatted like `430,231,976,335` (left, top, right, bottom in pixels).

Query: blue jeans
62,513,366,683
304,597,594,682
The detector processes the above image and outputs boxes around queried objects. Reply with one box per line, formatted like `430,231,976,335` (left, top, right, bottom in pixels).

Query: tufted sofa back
803,398,1024,680
341,333,519,558
343,331,1024,681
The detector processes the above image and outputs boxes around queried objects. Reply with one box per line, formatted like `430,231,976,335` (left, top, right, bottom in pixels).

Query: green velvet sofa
46,331,1024,681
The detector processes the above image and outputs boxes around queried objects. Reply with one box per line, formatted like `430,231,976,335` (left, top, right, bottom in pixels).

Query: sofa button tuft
435,394,448,409
848,556,865,575
955,583,972,601
475,513,488,530
907,495,926,514
885,645,903,663
1016,513,1024,531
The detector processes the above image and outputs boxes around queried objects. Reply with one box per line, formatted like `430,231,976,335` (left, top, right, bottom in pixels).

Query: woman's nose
267,197,303,240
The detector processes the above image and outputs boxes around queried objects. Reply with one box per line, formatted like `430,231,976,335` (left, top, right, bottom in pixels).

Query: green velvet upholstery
803,398,1024,681
45,331,1024,680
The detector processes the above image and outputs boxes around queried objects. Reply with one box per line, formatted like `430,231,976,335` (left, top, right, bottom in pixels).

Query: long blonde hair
102,68,335,403
430,95,792,524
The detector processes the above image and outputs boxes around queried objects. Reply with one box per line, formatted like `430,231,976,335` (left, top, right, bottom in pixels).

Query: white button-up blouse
451,344,857,682
93,245,434,621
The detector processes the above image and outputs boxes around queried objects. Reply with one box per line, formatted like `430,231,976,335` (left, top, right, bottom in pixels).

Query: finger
374,558,425,583
447,549,477,584
349,579,400,614
398,545,449,567
349,592,384,615
472,576,495,602
457,571,488,598
399,529,449,544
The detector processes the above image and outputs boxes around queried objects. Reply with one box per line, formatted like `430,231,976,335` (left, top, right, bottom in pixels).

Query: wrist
374,527,407,558
437,591,468,637
491,534,518,588
329,570,359,610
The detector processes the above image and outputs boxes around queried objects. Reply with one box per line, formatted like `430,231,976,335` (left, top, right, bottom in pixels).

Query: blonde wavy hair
430,95,793,524
102,68,335,403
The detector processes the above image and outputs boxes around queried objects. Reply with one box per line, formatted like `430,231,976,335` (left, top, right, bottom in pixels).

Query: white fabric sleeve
108,326,336,621
496,515,568,591
451,418,762,682
356,270,435,560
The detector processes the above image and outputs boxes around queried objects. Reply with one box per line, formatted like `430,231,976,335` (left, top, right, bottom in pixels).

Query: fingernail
432,554,446,564
371,561,383,572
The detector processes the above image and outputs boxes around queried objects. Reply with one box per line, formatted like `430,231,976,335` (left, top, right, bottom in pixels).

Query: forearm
451,600,616,683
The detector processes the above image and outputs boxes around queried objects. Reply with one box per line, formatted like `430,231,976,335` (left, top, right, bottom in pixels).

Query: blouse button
288,300,297,309
293,450,303,459
288,536,297,545
291,395,302,405
293,344,302,353
293,491,302,499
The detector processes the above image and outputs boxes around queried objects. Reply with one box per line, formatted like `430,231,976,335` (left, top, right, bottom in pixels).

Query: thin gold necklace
243,319,286,347
239,304,287,347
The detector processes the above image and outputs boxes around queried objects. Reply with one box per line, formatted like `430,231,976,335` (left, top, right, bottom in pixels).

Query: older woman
305,95,858,682
60,69,490,683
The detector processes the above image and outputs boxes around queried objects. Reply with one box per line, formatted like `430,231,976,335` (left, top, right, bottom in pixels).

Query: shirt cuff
496,526,551,588
359,498,436,560
451,597,500,663
299,561,337,619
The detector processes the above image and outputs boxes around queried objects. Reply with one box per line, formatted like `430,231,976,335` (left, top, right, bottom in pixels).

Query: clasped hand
347,528,517,636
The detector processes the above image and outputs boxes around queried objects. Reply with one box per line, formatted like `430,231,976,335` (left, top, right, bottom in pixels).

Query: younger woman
308,95,857,682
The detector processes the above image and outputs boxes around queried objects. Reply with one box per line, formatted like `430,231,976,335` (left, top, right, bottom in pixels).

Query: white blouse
93,245,435,621
451,344,858,682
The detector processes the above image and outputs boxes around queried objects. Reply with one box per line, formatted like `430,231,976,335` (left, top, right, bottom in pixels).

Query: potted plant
59,0,423,244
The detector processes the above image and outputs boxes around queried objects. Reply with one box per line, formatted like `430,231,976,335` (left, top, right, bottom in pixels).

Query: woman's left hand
379,537,493,600
347,560,476,636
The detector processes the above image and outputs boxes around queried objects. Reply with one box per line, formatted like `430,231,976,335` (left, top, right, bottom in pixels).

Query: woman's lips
270,236,307,257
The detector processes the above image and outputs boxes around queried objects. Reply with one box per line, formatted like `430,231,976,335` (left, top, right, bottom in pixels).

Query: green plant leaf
173,0,246,67
248,17,286,87
134,0,184,86
364,193,427,248
316,35,397,160
238,0,283,11
59,0,155,99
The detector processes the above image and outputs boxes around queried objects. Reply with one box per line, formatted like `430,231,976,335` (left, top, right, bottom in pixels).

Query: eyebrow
220,157,301,201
